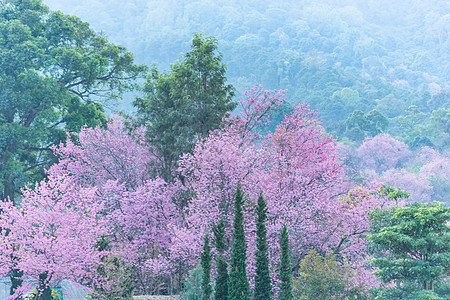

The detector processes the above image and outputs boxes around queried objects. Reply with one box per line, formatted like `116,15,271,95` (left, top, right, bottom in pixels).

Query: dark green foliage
0,0,145,203
278,225,292,300
409,136,435,150
378,184,410,206
27,287,63,300
370,285,449,300
368,202,450,299
228,184,250,300
342,109,389,142
254,193,271,300
201,231,212,300
133,33,236,181
93,255,134,300
212,219,228,300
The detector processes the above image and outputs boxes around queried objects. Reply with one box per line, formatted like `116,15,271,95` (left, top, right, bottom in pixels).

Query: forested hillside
44,0,449,145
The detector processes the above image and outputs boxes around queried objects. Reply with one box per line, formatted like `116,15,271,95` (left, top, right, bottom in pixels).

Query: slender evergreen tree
201,231,212,300
254,193,272,299
228,184,250,300
213,219,229,300
278,225,292,300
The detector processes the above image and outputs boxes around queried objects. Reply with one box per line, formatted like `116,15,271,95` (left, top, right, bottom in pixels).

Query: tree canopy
369,202,450,299
133,33,236,181
0,0,145,202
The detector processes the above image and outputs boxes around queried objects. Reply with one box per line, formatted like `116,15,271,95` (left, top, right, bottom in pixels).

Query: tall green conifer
213,219,229,300
278,225,292,300
254,193,271,299
201,231,212,300
133,33,236,181
228,184,250,300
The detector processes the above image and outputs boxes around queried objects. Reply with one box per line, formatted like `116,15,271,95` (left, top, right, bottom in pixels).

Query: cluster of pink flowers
0,87,396,296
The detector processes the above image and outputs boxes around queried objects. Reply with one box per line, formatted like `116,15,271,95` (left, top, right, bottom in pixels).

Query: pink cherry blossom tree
0,174,103,299
356,146,449,204
47,116,179,294
356,134,412,173
0,88,400,297
178,89,392,291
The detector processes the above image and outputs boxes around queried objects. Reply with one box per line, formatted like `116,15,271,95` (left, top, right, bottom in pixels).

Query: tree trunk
9,267,23,298
3,179,14,203
36,272,52,300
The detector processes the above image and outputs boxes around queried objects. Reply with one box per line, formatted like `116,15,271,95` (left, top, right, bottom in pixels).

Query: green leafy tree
396,108,449,150
201,231,212,300
292,249,367,300
228,184,250,300
378,184,410,206
427,90,449,112
254,193,271,299
390,105,427,141
368,202,450,299
344,109,389,142
330,87,361,116
279,225,292,300
0,0,145,202
133,33,236,181
92,256,134,300
212,219,228,300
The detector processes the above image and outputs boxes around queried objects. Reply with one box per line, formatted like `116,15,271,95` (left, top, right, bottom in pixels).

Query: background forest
45,0,450,139
0,0,448,299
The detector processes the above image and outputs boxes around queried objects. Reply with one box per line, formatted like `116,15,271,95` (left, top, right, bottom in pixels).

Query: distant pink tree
420,156,450,204
261,107,376,259
356,134,412,172
230,85,286,141
379,169,433,203
415,146,442,163
362,147,450,204
49,116,155,190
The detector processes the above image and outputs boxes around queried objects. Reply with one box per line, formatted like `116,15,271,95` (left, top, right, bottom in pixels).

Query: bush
26,288,63,300
292,249,367,300
90,255,134,300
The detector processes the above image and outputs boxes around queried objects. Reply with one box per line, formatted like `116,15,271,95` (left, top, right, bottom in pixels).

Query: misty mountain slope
43,0,449,147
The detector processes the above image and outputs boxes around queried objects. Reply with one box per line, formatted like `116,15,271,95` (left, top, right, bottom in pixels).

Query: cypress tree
201,231,212,300
254,193,272,299
228,184,250,300
278,225,292,300
213,219,229,300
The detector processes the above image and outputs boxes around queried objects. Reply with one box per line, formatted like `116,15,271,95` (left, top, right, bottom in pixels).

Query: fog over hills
43,0,449,146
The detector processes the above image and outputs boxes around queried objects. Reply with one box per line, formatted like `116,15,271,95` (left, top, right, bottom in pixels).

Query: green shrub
90,255,134,300
292,249,367,300
26,287,63,300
